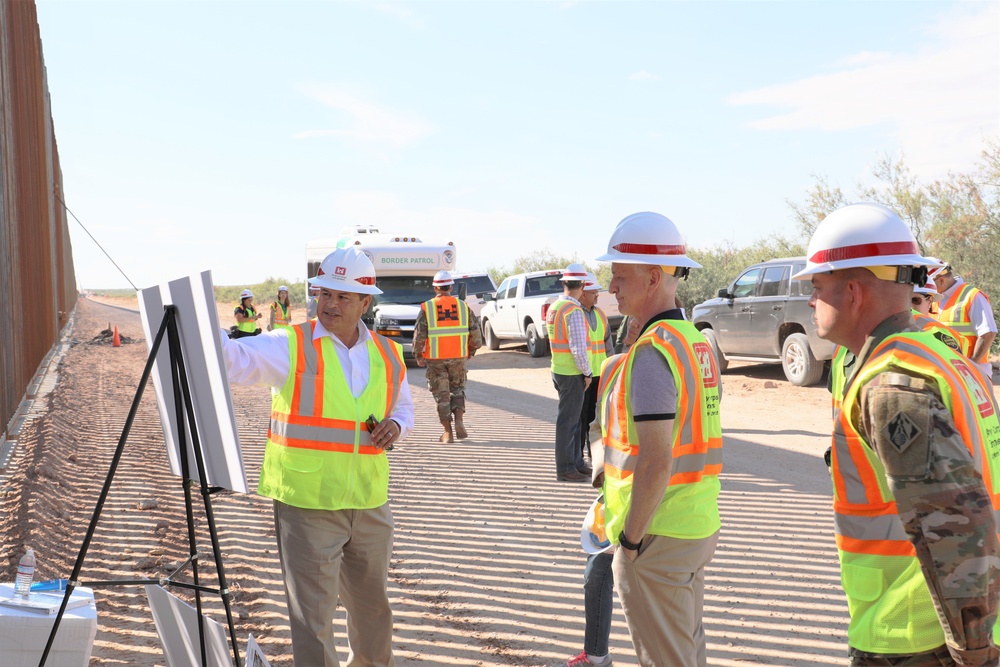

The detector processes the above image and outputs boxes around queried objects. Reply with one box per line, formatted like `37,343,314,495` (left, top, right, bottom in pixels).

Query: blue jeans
552,372,586,474
585,551,615,657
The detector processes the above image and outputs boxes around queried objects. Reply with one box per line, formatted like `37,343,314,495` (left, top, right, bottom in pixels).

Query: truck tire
483,320,501,351
700,328,728,372
526,322,549,358
782,333,824,386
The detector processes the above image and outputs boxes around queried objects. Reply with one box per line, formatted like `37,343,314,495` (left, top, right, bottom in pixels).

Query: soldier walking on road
799,203,1000,667
413,270,483,443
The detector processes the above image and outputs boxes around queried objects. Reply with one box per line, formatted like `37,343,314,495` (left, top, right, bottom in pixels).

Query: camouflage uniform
412,302,483,422
843,313,1000,667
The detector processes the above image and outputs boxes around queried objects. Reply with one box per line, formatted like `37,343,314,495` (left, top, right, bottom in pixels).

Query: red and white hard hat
560,263,589,282
913,278,943,301
239,289,253,299
583,272,602,291
433,270,454,287
308,247,383,295
924,256,950,279
791,203,936,280
596,212,701,268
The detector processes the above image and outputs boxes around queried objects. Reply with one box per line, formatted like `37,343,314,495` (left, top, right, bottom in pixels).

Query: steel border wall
0,0,76,449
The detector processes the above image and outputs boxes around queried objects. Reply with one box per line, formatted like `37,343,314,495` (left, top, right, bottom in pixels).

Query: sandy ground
1,295,856,666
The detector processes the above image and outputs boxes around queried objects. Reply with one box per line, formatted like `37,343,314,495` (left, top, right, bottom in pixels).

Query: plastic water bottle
14,548,35,598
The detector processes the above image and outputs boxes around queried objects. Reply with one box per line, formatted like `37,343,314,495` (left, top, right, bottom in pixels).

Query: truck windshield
374,276,436,305
525,275,563,296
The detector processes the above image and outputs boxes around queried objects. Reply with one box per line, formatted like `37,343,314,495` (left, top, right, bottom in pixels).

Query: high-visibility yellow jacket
258,321,406,510
420,295,470,360
831,331,1000,653
236,304,257,333
586,307,609,378
271,301,291,328
547,297,585,376
600,319,723,542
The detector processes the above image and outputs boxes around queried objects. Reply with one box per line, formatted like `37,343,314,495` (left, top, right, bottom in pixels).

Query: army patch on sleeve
883,412,922,453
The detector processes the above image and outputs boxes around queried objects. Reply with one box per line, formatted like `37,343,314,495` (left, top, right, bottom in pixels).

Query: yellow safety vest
421,295,470,360
258,322,405,510
600,320,723,542
236,304,257,333
912,310,962,354
547,298,585,376
938,283,989,357
830,345,850,416
271,301,291,328
586,307,609,378
831,331,1000,654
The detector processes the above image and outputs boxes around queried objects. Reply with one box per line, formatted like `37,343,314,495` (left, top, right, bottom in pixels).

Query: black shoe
556,470,590,482
577,464,593,476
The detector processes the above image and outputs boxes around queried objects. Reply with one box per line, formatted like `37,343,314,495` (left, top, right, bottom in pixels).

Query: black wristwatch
618,530,642,551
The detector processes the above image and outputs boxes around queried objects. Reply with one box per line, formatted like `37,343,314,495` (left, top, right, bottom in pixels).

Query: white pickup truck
479,269,622,357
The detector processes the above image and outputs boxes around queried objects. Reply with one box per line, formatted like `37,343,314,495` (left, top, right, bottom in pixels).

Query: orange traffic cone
112,326,121,347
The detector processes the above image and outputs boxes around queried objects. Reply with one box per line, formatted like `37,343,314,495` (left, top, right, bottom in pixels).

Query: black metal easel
38,306,242,667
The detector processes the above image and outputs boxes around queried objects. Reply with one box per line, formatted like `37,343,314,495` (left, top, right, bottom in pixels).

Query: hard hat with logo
580,495,613,554
583,272,602,291
596,212,702,269
240,289,253,299
791,203,936,282
560,263,589,282
278,285,289,293
432,270,454,287
308,247,383,295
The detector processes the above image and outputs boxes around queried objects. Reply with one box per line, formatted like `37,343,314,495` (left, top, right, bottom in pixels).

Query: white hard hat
596,212,702,268
924,256,951,279
583,272,602,291
791,203,936,281
308,247,383,295
560,263,589,282
913,278,942,301
240,289,253,299
278,285,289,293
432,270,454,287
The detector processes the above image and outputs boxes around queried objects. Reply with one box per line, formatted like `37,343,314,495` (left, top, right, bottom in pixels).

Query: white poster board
245,634,272,667
145,584,231,667
138,271,248,493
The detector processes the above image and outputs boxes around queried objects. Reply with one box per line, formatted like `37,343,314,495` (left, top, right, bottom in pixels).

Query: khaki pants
274,501,395,667
612,531,719,667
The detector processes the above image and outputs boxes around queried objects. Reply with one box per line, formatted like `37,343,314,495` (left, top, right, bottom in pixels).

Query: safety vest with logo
938,283,989,357
421,295,470,360
236,304,257,333
912,310,962,355
600,320,723,542
547,297,586,376
831,331,1000,654
271,301,291,328
258,321,406,510
586,307,609,378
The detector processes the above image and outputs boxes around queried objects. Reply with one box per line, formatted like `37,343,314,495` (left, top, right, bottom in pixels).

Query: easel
38,306,242,667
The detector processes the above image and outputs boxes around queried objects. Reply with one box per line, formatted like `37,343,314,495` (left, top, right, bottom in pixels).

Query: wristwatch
618,530,642,551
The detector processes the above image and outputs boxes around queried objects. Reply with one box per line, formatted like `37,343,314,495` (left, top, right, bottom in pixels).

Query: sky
34,0,1000,290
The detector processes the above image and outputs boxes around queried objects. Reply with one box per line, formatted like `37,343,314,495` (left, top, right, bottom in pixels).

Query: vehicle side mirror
482,292,494,302
718,288,733,299
457,283,468,300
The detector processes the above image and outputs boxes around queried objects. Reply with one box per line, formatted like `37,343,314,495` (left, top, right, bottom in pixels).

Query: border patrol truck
306,226,458,357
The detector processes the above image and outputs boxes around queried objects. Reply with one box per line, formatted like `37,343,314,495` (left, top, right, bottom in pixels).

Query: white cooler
0,583,97,667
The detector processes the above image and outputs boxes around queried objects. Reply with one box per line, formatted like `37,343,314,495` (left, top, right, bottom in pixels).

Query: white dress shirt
220,319,415,438
562,296,592,376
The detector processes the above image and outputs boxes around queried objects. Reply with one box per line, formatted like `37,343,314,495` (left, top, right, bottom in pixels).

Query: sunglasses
911,294,933,307
365,414,393,451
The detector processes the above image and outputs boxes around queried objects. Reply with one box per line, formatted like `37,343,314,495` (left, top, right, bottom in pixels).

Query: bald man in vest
221,247,414,667
412,270,483,443
799,204,1000,667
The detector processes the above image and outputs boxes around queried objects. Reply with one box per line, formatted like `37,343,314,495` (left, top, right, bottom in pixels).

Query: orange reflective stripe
290,324,308,416
836,533,916,557
269,431,379,455
271,411,358,430
314,336,326,417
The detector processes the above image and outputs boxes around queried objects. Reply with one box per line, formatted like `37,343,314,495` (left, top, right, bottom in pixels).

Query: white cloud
727,3,1000,177
294,84,436,149
630,70,655,81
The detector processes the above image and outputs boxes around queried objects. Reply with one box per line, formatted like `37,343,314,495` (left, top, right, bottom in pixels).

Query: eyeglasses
365,414,393,451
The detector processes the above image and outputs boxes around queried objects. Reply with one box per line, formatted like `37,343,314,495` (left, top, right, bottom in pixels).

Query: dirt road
1,296,849,666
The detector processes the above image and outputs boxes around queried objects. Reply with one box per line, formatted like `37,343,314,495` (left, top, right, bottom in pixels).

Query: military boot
440,419,454,444
453,409,468,440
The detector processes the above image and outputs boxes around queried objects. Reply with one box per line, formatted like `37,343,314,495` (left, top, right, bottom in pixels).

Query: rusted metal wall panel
0,0,76,444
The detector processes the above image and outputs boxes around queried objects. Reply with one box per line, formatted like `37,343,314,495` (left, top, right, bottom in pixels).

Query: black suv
690,257,835,386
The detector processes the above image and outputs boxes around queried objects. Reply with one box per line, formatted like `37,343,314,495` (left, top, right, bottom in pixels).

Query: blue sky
35,0,1000,290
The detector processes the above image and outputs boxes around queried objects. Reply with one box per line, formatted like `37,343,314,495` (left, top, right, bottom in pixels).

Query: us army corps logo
884,412,921,453
951,359,995,418
692,342,718,388
436,303,459,322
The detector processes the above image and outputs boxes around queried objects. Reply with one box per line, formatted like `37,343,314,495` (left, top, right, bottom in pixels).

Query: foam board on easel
145,584,232,667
